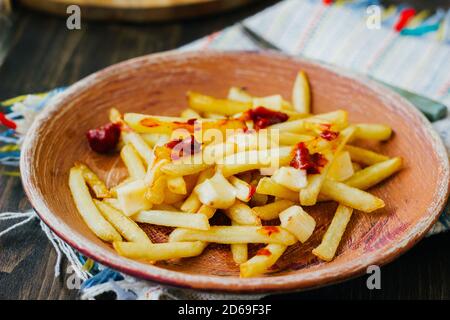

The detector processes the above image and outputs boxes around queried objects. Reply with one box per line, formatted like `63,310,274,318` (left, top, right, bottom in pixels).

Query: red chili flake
290,142,328,174
319,123,339,141
173,120,197,132
165,135,201,160
186,118,197,125
0,112,17,130
140,118,160,127
394,8,416,32
256,248,272,256
259,226,280,236
321,130,339,141
242,107,289,130
165,138,183,149
86,122,121,154
248,185,256,199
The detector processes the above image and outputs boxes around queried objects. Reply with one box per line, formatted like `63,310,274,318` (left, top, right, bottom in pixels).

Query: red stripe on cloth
295,4,327,53
0,112,16,130
322,0,333,5
201,31,220,50
394,8,416,32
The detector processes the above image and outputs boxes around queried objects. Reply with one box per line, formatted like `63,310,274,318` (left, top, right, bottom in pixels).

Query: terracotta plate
20,51,449,294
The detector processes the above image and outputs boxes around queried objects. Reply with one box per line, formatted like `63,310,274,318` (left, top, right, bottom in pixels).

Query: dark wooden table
0,0,449,300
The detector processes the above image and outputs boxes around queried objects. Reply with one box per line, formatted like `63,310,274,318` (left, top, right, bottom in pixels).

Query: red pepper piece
242,106,289,130
165,135,201,160
86,122,121,154
290,142,328,174
259,226,280,236
256,248,272,256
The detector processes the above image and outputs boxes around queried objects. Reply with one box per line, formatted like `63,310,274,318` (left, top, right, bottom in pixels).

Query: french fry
220,146,293,177
162,184,186,205
134,210,210,230
116,179,153,216
69,167,121,242
279,132,314,145
281,99,294,111
344,157,402,190
229,176,255,202
252,200,294,221
180,193,202,213
227,86,252,102
167,176,187,195
352,162,362,172
300,127,355,206
113,241,207,261
141,133,170,147
120,144,146,180
292,71,310,114
123,113,200,134
109,177,134,198
122,131,154,165
203,141,236,164
272,166,307,191
270,110,348,133
180,108,201,119
320,179,385,212
152,203,178,211
231,242,248,264
327,151,354,181
161,161,212,177
252,95,283,110
203,112,227,119
169,226,297,245
228,87,293,113
354,123,392,141
256,177,298,202
230,225,247,265
195,171,236,209
344,145,389,166
109,107,123,124
145,157,167,183
103,197,122,211
95,200,151,244
225,131,265,152
240,244,287,278
188,91,251,115
224,201,261,226
197,204,217,219
75,163,111,198
312,205,353,261
279,206,316,243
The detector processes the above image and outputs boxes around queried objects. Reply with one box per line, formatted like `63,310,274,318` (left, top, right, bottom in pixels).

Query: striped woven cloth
182,0,450,108
1,0,449,299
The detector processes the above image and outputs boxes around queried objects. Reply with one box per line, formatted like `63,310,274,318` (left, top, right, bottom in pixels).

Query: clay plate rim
20,50,450,294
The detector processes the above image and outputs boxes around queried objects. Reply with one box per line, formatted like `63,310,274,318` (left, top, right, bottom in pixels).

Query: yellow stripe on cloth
0,145,20,152
407,10,430,28
1,92,48,107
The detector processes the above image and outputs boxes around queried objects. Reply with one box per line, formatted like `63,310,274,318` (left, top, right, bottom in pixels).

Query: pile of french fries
69,71,402,277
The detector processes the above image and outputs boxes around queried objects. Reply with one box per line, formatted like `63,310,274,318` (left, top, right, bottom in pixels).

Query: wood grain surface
1,0,450,299
18,0,261,22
